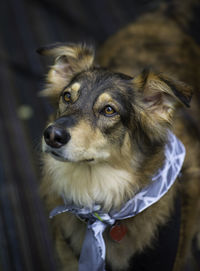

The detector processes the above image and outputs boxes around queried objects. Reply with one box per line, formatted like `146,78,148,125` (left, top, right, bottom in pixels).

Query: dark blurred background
0,0,200,270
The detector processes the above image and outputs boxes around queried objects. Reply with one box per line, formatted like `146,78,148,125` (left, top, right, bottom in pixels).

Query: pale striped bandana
50,131,185,271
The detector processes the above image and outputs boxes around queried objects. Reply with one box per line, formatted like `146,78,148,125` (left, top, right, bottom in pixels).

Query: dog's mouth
48,151,67,162
49,151,94,163
51,151,62,158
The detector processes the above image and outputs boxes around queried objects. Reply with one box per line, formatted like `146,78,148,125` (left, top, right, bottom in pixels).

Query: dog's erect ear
37,43,95,101
132,70,193,139
133,69,193,121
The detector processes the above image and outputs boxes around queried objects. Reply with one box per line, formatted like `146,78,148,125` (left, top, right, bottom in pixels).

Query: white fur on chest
44,156,138,210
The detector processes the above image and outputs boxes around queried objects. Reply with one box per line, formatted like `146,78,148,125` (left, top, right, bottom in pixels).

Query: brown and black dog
38,5,200,271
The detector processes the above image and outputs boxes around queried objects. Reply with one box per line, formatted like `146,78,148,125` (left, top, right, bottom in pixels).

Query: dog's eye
63,92,71,103
101,105,117,117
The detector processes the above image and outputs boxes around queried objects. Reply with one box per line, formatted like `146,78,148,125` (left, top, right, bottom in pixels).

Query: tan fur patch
71,82,81,92
96,93,113,104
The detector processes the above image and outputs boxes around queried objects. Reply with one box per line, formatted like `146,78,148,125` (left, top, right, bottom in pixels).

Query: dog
38,6,200,271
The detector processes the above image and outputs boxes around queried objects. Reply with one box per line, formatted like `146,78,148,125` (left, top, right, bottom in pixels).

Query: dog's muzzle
43,125,71,148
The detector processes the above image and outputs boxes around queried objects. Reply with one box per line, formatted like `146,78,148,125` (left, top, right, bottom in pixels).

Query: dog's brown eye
102,105,116,116
63,92,71,103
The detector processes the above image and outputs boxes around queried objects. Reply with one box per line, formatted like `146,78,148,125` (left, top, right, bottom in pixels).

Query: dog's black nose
44,125,71,148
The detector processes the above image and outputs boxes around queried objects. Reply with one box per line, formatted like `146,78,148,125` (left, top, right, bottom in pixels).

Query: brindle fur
39,6,200,271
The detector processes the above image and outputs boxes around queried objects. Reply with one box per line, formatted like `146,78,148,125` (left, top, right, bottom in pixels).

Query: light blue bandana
50,131,185,271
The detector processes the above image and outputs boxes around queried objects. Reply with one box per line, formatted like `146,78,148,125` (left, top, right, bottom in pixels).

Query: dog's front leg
51,213,86,271
54,227,79,271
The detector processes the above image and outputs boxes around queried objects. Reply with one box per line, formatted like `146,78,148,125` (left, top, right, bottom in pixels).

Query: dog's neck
44,157,141,210
43,143,164,211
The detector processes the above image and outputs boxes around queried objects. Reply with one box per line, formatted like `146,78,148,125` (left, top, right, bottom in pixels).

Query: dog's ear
37,43,95,101
132,69,193,138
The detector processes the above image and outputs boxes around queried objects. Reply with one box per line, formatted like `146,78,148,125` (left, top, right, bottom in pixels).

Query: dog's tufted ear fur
132,69,193,140
37,43,95,102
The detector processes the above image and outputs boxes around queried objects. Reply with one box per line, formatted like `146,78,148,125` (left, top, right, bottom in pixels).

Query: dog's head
38,43,192,165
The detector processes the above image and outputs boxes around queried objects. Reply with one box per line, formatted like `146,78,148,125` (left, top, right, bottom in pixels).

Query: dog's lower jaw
49,151,71,162
43,141,110,164
48,151,95,163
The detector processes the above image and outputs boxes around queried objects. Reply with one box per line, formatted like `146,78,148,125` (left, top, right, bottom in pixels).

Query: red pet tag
109,223,127,242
